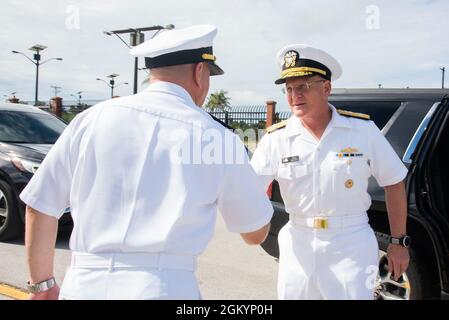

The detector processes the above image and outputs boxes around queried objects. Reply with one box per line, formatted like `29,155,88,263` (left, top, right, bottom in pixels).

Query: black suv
0,102,70,241
260,89,449,300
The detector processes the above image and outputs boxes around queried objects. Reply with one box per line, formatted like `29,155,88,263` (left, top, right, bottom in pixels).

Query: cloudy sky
0,0,448,110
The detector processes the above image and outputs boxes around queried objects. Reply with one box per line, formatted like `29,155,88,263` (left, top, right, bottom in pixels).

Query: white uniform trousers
59,252,200,300
277,214,379,300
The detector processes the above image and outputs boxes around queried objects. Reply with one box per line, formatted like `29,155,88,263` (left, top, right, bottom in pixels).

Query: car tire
375,232,432,300
0,179,23,241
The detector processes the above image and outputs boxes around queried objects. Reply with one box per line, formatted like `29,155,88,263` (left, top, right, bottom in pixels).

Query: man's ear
193,62,204,88
324,79,332,96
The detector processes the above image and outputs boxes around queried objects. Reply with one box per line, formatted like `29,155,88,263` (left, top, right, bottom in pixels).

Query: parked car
0,102,71,241
260,89,449,300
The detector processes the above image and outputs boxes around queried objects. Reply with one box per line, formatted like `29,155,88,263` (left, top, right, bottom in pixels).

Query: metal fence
205,105,292,127
62,104,293,127
205,105,267,126
277,111,292,121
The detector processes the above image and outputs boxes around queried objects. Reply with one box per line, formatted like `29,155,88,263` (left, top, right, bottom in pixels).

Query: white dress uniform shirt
251,104,408,217
251,104,408,299
20,81,273,255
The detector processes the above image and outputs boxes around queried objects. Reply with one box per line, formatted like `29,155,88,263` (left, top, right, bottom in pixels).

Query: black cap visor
207,61,224,76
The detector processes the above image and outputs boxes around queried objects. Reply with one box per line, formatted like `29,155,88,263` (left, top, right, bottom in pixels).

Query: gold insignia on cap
202,53,216,61
281,67,327,78
283,51,298,68
345,179,354,188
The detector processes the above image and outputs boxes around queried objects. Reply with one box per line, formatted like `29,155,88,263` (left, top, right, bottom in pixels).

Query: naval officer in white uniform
251,44,410,299
21,25,273,300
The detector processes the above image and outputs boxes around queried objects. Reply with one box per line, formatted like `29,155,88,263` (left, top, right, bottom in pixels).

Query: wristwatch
390,235,411,248
26,277,56,293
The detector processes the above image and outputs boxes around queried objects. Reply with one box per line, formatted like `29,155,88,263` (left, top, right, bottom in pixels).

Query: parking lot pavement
197,215,278,299
0,215,278,300
0,232,72,300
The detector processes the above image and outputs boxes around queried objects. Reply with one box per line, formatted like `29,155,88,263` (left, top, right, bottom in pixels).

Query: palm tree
205,90,231,110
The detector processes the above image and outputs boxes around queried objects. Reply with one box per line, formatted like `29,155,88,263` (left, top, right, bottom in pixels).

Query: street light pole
441,67,446,89
104,25,174,95
12,44,62,106
35,53,40,105
130,31,146,94
134,56,138,94
77,91,82,106
110,78,115,98
97,74,128,99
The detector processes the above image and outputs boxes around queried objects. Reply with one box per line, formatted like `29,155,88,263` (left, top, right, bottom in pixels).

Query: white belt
71,252,197,272
290,213,369,229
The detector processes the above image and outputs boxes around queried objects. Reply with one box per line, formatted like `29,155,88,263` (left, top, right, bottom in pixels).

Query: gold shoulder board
337,109,370,120
266,120,288,133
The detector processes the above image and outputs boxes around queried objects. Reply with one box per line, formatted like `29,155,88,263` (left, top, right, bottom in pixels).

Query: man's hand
387,244,410,281
29,284,60,300
240,223,271,245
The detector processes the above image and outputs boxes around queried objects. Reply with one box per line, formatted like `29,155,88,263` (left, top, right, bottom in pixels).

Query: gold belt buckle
313,217,329,229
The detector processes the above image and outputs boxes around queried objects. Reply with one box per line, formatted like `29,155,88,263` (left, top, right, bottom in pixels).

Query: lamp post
441,67,446,89
3,92,18,103
97,74,128,98
3,92,17,99
103,24,174,94
70,91,83,106
12,45,63,106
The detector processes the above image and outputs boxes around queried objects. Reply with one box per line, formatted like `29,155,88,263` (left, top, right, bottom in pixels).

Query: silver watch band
391,237,400,245
27,277,56,293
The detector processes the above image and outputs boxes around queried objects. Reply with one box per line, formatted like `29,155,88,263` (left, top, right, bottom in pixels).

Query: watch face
402,236,411,247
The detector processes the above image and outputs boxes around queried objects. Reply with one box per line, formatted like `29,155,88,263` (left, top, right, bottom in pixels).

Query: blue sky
0,0,448,110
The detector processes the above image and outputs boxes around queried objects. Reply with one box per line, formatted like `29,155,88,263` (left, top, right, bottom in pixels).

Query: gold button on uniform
345,179,354,188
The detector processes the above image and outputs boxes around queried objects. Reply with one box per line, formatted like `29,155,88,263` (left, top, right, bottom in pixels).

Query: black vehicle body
0,102,71,241
260,89,449,300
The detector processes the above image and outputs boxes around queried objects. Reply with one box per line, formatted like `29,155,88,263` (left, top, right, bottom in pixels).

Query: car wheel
374,232,431,300
0,179,23,241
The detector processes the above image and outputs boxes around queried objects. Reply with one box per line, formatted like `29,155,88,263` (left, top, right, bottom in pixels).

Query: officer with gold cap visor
251,44,410,299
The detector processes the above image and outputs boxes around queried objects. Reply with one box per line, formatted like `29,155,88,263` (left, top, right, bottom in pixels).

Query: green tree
34,101,46,107
205,90,231,110
61,111,76,123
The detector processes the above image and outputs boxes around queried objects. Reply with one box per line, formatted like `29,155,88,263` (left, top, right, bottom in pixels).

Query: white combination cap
275,44,342,84
130,24,224,76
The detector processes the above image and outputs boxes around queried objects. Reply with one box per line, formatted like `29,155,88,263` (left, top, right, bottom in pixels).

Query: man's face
284,75,331,118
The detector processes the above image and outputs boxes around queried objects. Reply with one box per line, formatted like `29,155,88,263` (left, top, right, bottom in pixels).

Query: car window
0,111,66,144
383,101,434,159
